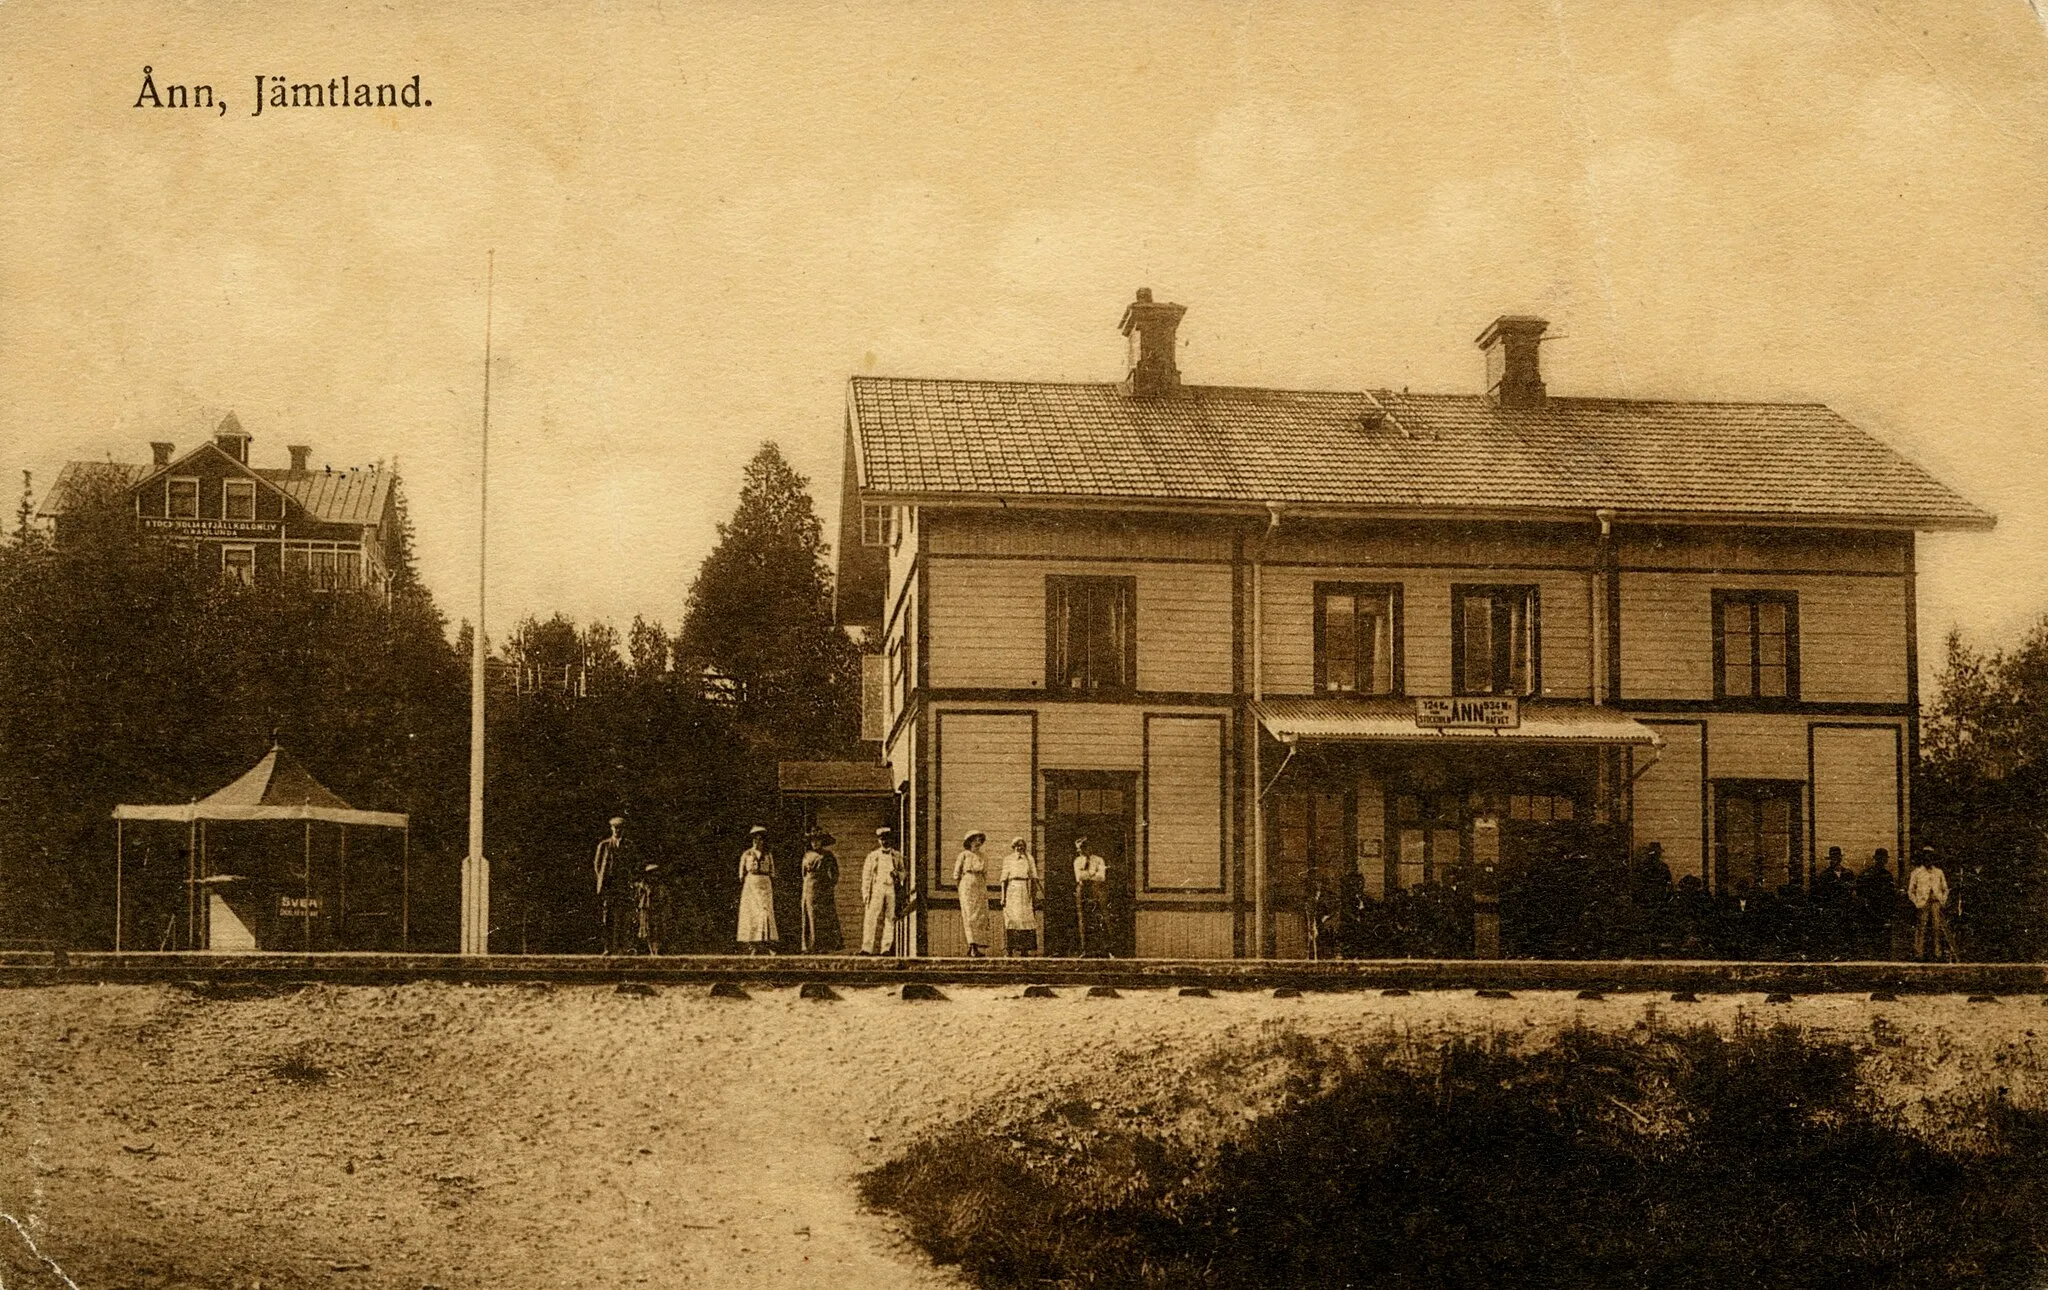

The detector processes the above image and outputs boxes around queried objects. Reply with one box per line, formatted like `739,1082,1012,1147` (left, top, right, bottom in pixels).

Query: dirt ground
1,981,2043,1289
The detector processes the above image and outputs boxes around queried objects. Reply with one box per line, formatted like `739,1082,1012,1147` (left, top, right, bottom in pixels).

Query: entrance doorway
1042,770,1137,957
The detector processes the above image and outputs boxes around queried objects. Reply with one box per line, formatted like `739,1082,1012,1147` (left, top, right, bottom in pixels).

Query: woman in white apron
1001,836,1040,956
737,825,779,953
952,831,991,957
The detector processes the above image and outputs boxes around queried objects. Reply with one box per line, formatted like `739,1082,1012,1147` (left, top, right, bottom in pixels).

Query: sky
3,0,2046,687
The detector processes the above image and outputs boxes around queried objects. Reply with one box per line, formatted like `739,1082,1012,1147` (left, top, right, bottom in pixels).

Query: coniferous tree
678,441,861,757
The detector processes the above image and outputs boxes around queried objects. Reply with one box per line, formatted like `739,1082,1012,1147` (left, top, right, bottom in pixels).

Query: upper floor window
222,478,256,521
168,478,199,519
1452,585,1539,696
1047,575,1135,693
1714,590,1798,702
1315,583,1399,695
860,504,891,548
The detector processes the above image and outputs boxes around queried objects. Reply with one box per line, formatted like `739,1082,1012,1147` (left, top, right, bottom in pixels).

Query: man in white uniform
860,826,904,955
1907,846,1951,961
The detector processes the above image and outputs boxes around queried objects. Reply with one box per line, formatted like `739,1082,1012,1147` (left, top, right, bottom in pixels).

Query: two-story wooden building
835,291,1992,959
39,413,401,594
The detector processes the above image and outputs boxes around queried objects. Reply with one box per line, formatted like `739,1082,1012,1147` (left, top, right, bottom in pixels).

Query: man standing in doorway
1907,846,1951,961
593,816,634,956
1073,835,1108,957
860,827,903,956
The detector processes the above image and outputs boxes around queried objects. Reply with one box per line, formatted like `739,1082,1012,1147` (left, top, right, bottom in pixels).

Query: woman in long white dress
1000,836,1040,956
737,825,779,954
952,831,991,957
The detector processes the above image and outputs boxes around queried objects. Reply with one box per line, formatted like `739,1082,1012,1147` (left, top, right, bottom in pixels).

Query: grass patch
860,1023,2048,1289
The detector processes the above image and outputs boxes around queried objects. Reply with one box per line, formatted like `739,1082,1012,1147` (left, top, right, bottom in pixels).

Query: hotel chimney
150,442,175,468
1119,288,1187,397
213,411,252,464
1476,315,1548,409
287,444,311,475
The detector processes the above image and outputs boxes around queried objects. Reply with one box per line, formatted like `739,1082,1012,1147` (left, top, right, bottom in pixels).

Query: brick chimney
213,411,252,464
287,445,311,475
1119,288,1187,397
1476,315,1548,409
150,442,175,468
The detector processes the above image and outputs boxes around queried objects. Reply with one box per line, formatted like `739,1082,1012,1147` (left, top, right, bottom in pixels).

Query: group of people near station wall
589,815,1116,957
1324,840,1960,962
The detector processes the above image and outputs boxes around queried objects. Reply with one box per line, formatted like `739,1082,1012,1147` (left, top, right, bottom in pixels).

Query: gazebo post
401,826,410,951
303,820,313,952
198,819,208,952
338,824,348,951
186,817,196,951
115,818,123,954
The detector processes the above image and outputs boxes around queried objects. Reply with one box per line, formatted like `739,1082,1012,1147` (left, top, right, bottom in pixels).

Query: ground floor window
284,542,363,590
221,545,255,586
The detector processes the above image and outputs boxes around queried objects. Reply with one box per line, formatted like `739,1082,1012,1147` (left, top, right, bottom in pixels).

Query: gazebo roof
113,745,407,828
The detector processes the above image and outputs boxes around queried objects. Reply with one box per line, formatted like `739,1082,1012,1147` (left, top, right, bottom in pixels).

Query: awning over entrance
1252,697,1663,748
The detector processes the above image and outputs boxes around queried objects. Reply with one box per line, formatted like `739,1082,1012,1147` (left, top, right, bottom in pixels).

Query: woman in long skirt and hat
737,825,779,954
1001,836,1040,956
953,831,992,957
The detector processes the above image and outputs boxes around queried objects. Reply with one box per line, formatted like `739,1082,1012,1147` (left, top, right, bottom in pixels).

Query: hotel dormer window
1315,583,1399,695
222,478,256,521
1452,585,1539,697
168,477,199,519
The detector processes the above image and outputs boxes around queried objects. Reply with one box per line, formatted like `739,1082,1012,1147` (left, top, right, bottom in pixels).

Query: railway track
2,951,2045,995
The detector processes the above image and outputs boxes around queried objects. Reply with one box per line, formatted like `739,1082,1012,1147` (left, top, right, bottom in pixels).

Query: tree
678,442,862,757
1920,625,2048,959
385,474,423,596
0,477,468,949
11,470,40,552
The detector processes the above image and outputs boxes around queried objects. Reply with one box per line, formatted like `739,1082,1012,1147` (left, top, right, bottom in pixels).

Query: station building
833,291,1992,959
39,413,401,594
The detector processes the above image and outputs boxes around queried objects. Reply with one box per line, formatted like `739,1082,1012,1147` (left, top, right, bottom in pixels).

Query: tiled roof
39,458,392,526
849,378,1992,529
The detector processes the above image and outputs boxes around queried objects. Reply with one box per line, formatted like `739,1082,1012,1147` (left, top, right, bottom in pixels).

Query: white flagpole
462,252,494,955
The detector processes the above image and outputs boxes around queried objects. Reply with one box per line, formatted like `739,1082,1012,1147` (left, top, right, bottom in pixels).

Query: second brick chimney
1119,288,1187,397
150,442,175,468
1477,315,1549,409
288,445,311,475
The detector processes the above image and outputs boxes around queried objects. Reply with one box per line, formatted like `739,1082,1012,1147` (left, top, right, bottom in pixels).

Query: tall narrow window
1047,575,1136,693
222,478,256,521
1715,591,1799,702
1453,585,1539,696
1316,584,1399,695
860,504,891,548
168,478,199,519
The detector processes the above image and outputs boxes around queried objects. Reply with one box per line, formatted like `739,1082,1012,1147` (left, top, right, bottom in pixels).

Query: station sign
143,517,283,540
1414,696,1520,729
279,895,323,918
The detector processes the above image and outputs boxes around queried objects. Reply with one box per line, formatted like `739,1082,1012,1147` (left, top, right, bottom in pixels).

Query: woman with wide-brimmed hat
800,830,843,953
952,830,992,957
736,825,779,954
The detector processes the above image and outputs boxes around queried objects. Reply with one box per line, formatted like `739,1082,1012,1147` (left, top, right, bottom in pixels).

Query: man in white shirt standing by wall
859,827,904,956
1073,836,1108,957
1907,846,1951,962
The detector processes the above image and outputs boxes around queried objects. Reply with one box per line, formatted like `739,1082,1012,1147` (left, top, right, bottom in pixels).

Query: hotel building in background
38,412,401,594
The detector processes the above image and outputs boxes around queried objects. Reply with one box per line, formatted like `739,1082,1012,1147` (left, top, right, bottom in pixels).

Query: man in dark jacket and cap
593,816,635,955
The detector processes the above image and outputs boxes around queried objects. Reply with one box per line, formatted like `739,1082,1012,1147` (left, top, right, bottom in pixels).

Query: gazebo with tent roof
112,744,409,952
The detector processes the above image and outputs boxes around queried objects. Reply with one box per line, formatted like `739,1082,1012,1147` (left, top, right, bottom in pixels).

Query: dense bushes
863,1023,2048,1288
